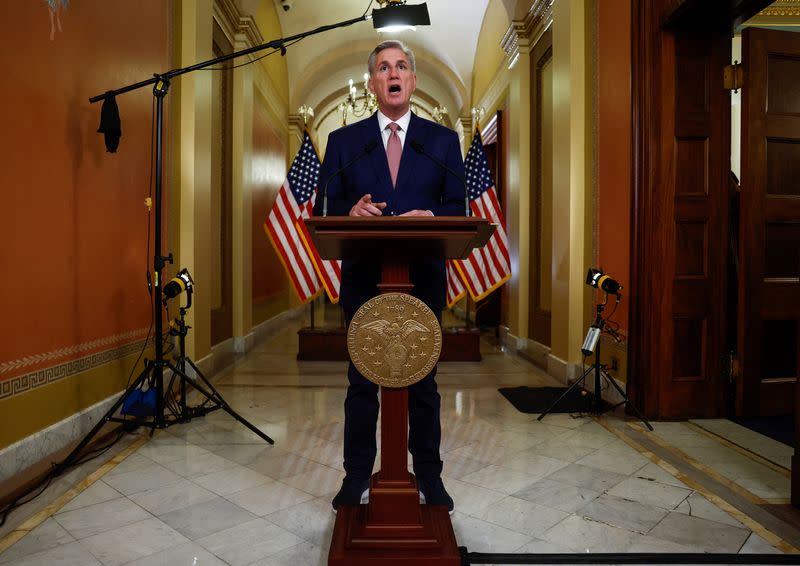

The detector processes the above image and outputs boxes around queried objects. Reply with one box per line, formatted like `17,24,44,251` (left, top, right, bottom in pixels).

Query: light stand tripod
537,294,653,430
161,292,266,436
55,265,273,476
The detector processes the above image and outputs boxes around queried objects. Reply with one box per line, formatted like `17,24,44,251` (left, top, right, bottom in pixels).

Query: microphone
409,140,470,217
321,140,379,216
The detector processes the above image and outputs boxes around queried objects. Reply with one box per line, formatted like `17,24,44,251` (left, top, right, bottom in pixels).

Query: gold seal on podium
347,293,442,387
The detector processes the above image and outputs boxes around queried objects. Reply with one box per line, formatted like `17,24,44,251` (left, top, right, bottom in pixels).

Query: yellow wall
0,353,150,450
254,2,290,110
472,0,511,107
172,0,291,358
172,0,214,361
470,0,595,378
550,0,593,366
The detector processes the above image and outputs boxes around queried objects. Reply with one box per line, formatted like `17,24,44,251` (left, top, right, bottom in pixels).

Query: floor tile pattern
0,319,797,565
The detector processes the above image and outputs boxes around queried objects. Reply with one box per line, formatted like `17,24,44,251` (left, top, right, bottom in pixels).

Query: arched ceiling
270,0,491,118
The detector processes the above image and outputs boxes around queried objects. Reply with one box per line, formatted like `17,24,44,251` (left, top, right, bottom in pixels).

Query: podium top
304,216,495,261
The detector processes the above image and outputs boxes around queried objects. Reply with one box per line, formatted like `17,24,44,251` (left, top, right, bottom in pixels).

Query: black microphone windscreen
410,140,423,153
98,94,122,153
365,140,378,153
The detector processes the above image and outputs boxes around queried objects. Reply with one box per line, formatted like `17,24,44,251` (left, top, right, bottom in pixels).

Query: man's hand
399,209,433,217
350,194,387,216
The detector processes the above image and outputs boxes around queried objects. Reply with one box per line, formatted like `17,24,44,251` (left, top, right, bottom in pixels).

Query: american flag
264,132,341,303
446,260,466,308
454,130,511,300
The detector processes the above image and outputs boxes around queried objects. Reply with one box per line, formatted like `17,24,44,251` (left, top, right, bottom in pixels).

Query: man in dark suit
314,40,465,514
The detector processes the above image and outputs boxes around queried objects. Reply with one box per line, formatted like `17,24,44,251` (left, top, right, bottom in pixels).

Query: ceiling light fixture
371,1,430,32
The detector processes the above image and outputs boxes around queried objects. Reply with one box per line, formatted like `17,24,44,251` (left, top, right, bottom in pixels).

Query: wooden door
529,28,553,347
664,31,730,418
630,8,730,419
738,28,800,417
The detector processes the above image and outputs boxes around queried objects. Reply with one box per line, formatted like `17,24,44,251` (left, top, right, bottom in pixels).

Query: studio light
585,267,623,297
164,268,194,301
371,1,430,32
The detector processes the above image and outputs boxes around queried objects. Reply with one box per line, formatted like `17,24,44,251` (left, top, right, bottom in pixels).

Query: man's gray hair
367,40,416,75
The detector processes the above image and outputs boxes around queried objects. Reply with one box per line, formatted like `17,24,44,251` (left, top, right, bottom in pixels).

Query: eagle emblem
347,293,441,387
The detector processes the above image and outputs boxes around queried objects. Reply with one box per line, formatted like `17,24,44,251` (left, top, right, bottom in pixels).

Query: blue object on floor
121,388,157,417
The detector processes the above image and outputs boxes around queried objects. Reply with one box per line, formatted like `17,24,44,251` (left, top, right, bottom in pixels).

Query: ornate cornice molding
214,0,264,50
501,0,553,64
758,0,800,17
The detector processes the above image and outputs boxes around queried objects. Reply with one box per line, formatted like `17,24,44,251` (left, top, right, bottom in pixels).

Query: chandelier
432,105,447,124
339,75,378,126
336,75,448,126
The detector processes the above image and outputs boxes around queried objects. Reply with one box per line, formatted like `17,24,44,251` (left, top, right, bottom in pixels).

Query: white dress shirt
377,110,411,151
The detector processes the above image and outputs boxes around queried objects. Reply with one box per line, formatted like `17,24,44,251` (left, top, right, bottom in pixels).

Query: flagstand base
297,327,349,361
297,327,480,361
440,327,481,361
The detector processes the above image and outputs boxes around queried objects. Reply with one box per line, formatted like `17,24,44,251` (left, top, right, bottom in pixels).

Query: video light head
163,268,194,308
585,268,622,297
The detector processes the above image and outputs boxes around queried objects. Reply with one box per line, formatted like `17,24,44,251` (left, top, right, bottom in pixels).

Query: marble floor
0,316,798,565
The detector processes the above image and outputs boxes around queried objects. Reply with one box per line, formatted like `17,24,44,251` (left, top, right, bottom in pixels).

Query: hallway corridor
0,317,797,565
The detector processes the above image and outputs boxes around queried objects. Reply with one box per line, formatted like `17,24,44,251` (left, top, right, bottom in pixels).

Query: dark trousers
342,349,443,481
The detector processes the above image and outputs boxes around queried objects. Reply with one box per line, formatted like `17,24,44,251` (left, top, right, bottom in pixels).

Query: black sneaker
417,476,454,515
331,477,370,514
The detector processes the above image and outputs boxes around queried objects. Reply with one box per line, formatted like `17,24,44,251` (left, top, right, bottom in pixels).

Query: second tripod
55,270,273,477
538,296,653,431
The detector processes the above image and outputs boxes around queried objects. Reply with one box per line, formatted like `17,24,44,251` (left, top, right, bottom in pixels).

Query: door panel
739,28,800,417
529,28,553,347
661,31,729,417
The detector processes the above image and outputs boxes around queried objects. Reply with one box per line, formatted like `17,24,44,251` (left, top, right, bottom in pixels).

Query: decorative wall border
0,331,152,401
0,327,148,376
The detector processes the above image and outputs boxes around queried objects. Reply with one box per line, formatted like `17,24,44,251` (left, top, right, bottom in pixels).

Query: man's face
368,47,416,119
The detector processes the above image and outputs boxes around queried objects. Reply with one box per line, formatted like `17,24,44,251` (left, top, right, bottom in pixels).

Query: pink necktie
386,122,401,188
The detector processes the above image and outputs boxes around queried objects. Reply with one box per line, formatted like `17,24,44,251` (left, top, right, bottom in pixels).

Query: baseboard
546,353,569,385
517,338,550,370
233,332,255,354
251,304,306,344
0,392,121,483
499,327,527,352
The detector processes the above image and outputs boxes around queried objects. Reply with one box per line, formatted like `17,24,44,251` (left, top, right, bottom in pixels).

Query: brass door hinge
724,62,743,92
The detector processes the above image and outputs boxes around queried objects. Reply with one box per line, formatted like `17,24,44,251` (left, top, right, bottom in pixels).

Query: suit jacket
313,112,466,314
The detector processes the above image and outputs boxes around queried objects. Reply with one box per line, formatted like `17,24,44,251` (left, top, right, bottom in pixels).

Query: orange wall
0,1,169,381
597,0,632,333
251,97,289,321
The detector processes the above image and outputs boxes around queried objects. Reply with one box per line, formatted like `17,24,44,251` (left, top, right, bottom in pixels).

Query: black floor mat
498,386,611,414
730,415,795,447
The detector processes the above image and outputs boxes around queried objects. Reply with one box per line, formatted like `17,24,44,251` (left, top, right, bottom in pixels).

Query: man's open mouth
389,85,401,93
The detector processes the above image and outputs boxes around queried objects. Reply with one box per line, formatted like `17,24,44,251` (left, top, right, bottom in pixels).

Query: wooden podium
305,217,494,566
